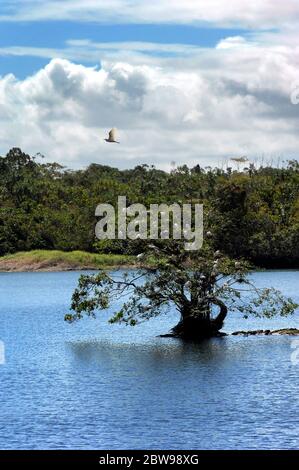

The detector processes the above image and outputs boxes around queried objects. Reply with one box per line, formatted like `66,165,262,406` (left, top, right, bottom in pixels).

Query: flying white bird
104,128,120,144
230,156,248,164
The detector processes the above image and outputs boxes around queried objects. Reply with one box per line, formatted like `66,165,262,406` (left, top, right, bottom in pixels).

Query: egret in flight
230,156,248,164
104,128,120,144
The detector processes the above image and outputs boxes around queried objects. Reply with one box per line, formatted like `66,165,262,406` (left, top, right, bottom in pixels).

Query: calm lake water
0,270,298,450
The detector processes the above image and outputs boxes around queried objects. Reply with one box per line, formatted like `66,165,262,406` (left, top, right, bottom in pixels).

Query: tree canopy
65,242,298,339
0,148,299,268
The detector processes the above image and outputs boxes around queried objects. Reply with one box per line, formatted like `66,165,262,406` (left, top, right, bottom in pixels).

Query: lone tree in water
65,241,297,339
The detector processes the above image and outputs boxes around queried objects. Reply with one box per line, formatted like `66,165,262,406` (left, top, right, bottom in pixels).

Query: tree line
0,147,298,268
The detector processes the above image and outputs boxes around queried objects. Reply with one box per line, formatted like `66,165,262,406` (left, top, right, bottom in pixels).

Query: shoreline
0,250,136,272
1,250,299,273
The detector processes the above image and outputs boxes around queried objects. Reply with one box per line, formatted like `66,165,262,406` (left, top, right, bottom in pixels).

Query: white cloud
0,40,203,71
1,0,299,29
0,38,299,170
1,2,298,170
216,36,256,49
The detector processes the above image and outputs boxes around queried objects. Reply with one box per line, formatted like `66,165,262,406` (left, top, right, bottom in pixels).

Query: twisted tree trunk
170,298,228,340
210,298,228,332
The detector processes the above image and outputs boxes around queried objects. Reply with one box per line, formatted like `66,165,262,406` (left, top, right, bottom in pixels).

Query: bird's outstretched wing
109,128,116,141
231,157,248,163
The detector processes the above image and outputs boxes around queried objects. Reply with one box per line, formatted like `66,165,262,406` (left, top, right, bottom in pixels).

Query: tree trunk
169,299,228,340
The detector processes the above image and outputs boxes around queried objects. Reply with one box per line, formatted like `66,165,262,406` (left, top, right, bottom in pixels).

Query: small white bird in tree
104,128,120,144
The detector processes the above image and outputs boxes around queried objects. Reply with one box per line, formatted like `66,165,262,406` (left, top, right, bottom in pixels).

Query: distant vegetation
1,147,299,268
0,250,133,271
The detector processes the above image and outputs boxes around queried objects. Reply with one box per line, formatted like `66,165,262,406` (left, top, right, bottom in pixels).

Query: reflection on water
67,337,233,370
0,270,298,449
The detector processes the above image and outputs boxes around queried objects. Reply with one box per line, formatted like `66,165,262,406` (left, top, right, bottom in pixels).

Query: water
0,270,298,450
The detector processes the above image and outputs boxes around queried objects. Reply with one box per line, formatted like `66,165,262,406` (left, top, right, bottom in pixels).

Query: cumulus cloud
0,36,298,170
216,36,256,49
0,1,298,169
1,0,299,29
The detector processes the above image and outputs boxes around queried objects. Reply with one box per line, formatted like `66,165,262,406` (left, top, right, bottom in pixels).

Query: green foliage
0,249,133,269
65,242,298,329
1,148,297,335
0,148,299,268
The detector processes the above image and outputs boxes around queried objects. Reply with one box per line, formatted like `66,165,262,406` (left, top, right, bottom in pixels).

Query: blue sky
0,1,298,169
0,20,250,78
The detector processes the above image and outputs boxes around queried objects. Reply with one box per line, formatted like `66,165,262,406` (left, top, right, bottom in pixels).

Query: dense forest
0,148,298,268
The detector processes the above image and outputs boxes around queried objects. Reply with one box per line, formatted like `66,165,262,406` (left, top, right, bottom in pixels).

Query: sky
0,0,298,170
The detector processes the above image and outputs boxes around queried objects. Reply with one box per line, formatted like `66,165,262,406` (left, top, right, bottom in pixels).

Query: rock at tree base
231,328,299,336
